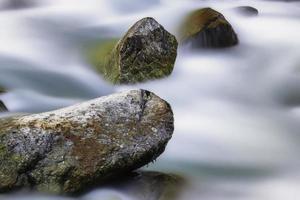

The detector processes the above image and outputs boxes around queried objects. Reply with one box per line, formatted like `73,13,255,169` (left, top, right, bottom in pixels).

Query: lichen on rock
178,8,239,48
97,17,178,84
0,89,174,194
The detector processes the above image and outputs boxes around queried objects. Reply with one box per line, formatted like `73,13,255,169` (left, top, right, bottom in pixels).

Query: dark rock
179,8,239,48
97,17,178,84
1,0,37,10
233,6,259,17
0,100,7,112
0,89,174,194
0,87,5,93
104,171,185,200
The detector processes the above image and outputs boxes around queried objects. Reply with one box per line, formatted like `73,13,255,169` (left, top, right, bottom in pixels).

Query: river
0,0,300,199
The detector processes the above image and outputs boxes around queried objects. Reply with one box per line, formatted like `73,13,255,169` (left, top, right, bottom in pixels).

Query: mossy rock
0,90,174,194
0,86,5,94
178,8,238,48
91,17,178,84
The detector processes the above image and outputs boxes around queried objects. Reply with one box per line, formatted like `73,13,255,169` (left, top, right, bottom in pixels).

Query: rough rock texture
233,6,259,17
0,100,7,112
179,8,238,48
0,90,174,194
98,17,178,84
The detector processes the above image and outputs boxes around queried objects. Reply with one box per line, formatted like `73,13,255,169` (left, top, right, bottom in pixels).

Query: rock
0,87,8,112
98,17,178,84
233,6,259,17
1,0,37,10
101,171,185,200
0,100,7,112
0,89,174,194
0,87,5,93
178,8,239,48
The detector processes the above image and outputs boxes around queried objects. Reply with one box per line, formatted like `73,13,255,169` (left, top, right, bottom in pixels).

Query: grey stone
0,89,174,194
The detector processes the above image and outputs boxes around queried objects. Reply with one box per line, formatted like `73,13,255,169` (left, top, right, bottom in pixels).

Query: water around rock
0,89,174,194
178,8,239,48
96,17,178,84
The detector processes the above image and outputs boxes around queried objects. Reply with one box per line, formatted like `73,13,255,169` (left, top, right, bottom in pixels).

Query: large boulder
178,8,238,48
0,90,174,194
97,17,178,84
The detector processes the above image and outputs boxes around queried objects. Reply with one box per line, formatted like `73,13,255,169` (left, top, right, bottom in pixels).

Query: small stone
233,6,259,17
1,0,38,10
0,90,174,194
178,8,239,48
97,17,178,84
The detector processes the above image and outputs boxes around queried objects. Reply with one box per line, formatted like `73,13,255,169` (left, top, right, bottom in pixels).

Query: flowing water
0,0,300,199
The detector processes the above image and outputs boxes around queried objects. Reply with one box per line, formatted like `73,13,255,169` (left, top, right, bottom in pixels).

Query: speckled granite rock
179,8,238,48
0,90,174,194
98,17,178,84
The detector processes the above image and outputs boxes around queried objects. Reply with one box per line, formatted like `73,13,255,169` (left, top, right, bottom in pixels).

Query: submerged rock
179,8,238,48
233,6,259,17
97,17,178,84
0,90,174,194
104,171,185,200
0,87,5,93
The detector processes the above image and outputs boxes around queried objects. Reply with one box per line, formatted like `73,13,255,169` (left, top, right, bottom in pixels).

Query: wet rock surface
0,89,174,194
97,17,178,84
179,8,238,48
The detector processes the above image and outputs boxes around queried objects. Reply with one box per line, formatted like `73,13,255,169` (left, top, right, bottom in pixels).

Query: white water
1,0,300,199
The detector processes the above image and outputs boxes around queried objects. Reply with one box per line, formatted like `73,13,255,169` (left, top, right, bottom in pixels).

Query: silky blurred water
0,0,300,199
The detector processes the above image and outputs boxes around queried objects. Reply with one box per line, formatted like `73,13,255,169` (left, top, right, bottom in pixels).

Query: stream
0,0,300,199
